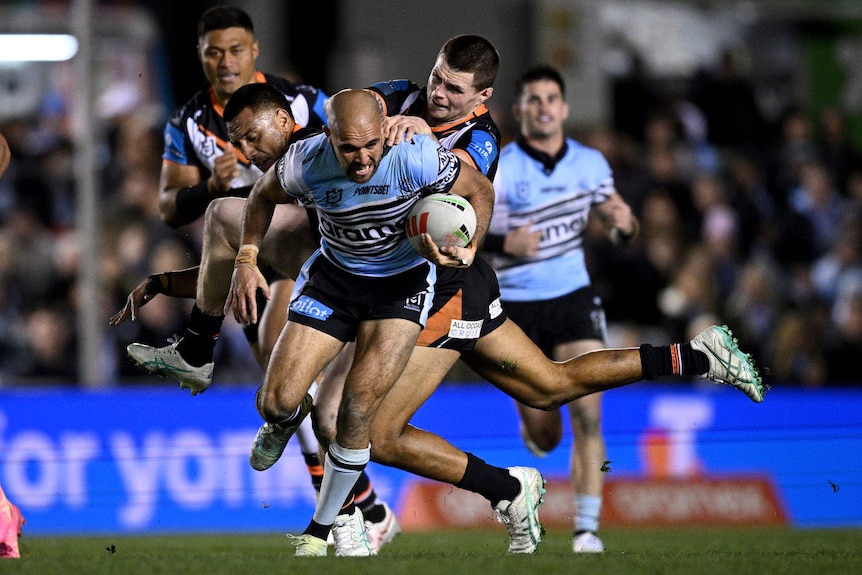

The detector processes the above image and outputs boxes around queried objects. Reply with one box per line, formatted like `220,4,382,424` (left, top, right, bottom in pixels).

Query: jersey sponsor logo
540,185,568,194
448,319,483,339
319,218,403,242
351,185,390,196
541,216,588,243
290,295,333,320
488,297,503,319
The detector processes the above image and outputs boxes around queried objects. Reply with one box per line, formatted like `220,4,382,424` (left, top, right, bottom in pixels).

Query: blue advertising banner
1,382,860,534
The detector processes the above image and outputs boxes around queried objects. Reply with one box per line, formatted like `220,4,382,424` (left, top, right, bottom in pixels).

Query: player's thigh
372,347,460,441
206,197,246,243
257,278,294,366
464,319,562,407
264,320,343,406
349,318,421,396
336,319,420,446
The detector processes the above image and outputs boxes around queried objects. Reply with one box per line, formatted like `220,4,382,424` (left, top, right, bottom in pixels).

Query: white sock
312,441,369,526
575,493,602,533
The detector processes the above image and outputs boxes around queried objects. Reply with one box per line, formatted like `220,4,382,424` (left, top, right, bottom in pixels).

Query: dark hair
197,5,254,38
438,34,500,91
224,83,292,123
515,64,566,98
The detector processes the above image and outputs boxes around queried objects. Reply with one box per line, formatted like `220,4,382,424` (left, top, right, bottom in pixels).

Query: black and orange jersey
162,71,327,193
368,79,500,180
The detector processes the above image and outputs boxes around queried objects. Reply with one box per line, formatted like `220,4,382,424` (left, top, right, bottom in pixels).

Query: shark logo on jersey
291,296,334,320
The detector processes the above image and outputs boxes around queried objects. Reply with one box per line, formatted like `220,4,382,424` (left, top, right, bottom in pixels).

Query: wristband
145,273,171,296
175,180,211,220
235,244,259,268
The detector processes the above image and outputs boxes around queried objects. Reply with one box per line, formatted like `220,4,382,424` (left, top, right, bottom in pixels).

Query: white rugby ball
405,193,477,250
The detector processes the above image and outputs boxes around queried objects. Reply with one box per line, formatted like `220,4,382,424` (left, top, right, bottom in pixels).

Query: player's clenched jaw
198,27,260,106
331,132,384,184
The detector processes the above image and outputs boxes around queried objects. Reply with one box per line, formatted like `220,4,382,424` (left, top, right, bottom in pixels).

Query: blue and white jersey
275,133,460,277
490,137,615,301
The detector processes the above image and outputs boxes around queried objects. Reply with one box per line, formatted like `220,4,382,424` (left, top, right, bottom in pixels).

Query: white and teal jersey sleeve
491,138,615,301
276,133,460,277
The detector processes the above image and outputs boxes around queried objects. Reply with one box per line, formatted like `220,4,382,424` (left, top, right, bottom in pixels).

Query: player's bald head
325,89,382,136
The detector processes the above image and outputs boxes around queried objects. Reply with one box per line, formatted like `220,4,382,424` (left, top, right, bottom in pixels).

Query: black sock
187,304,225,336
176,330,217,367
354,471,385,522
455,453,520,506
639,343,709,380
176,305,222,366
303,452,323,492
303,519,331,541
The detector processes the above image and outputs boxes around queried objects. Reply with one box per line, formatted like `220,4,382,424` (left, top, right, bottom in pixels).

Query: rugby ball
405,193,477,250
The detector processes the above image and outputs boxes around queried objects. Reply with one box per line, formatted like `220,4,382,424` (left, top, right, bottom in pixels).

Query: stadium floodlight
0,34,78,62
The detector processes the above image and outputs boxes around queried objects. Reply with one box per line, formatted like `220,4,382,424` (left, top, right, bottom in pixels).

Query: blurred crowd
1,50,861,388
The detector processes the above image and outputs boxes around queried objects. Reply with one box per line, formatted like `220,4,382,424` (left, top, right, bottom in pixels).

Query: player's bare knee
256,387,298,423
573,411,602,437
524,425,563,451
204,198,227,234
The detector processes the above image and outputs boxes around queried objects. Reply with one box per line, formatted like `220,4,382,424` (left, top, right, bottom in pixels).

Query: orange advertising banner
398,475,788,530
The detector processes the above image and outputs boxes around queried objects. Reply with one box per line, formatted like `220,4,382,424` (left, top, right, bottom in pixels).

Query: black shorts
503,285,607,357
417,256,507,351
287,252,435,342
242,264,289,344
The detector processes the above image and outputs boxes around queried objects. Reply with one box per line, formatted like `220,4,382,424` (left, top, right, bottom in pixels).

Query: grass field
5,527,861,575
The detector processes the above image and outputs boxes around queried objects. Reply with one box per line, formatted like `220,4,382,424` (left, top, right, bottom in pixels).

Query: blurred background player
485,65,639,553
0,132,10,179
0,133,24,557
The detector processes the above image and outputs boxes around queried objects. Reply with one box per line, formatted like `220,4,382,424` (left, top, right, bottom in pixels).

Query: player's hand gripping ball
406,193,477,251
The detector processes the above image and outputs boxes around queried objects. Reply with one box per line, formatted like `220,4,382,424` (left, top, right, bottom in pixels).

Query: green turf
4,527,861,575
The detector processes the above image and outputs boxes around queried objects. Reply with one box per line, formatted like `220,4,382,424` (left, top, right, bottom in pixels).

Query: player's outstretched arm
108,267,200,325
